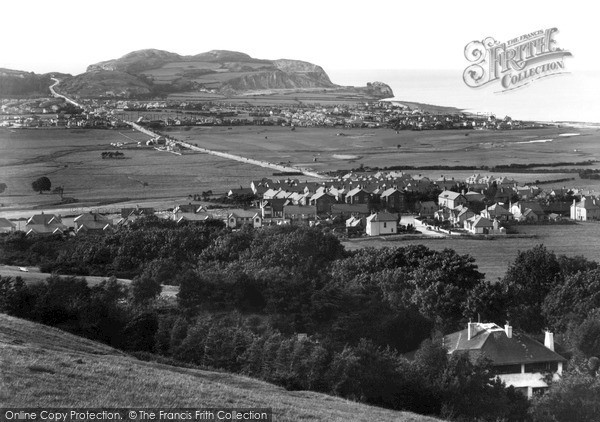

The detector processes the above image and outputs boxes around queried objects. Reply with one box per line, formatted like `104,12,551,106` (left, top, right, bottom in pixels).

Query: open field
165,125,600,171
342,222,600,282
2,126,600,213
0,128,279,211
0,314,442,421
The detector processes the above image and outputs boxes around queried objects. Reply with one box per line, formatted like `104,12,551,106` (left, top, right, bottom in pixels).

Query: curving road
50,77,85,110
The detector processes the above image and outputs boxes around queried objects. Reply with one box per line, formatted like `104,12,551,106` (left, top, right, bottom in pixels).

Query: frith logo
463,28,572,92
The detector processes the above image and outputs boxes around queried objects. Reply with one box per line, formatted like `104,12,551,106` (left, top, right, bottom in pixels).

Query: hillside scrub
2,220,600,421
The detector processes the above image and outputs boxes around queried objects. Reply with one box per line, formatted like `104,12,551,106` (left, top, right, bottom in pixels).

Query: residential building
173,203,205,221
465,191,485,204
481,203,513,222
416,201,437,217
345,187,370,204
510,201,546,222
73,212,114,234
464,216,505,235
260,198,286,219
0,218,16,233
330,203,370,218
283,205,317,224
444,322,566,398
570,197,600,221
309,192,337,214
380,188,407,212
438,190,467,209
25,213,66,236
226,210,262,228
365,212,398,236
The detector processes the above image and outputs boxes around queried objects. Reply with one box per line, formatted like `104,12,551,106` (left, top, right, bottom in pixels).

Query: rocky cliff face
225,70,336,91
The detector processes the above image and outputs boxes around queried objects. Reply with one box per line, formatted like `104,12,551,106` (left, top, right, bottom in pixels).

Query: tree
572,310,600,358
543,269,600,330
501,245,563,332
130,273,162,305
530,370,600,422
31,176,51,194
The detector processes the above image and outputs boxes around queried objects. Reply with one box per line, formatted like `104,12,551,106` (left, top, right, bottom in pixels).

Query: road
126,121,327,179
48,80,326,179
49,77,85,110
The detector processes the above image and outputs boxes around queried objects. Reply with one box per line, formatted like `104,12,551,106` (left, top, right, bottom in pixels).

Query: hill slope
57,49,393,100
0,68,53,97
0,314,441,421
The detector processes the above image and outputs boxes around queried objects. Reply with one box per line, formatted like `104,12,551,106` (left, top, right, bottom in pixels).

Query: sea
327,69,600,124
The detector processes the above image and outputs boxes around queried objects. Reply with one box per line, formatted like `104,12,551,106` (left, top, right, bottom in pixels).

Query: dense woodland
1,218,599,421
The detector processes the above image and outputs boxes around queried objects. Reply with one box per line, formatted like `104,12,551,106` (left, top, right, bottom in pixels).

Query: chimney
544,331,555,351
504,323,512,339
467,321,474,340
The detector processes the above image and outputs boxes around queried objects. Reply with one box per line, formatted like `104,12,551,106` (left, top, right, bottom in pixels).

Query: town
1,94,545,130
1,169,597,238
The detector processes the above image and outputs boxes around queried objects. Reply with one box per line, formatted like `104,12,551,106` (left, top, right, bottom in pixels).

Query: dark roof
283,205,317,216
330,203,370,215
121,207,155,218
0,218,16,228
367,212,398,222
27,214,61,226
444,324,566,366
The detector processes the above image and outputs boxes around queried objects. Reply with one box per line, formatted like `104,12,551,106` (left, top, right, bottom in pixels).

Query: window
494,364,522,375
384,222,387,228
525,362,558,373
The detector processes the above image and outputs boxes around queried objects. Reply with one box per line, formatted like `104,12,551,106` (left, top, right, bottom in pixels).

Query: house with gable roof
345,187,370,204
283,205,317,224
444,322,566,398
510,201,546,222
25,212,67,236
309,192,337,214
570,197,600,221
226,209,262,229
438,190,467,209
380,187,407,212
0,218,16,233
365,212,398,236
464,215,505,235
73,212,114,234
481,203,513,222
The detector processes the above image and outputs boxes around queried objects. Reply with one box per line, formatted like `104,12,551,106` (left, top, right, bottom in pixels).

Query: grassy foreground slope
0,314,442,422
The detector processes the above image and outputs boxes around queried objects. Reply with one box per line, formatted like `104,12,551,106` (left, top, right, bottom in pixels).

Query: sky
2,0,597,75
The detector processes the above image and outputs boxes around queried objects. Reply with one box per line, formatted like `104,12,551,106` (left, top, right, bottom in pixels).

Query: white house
438,190,467,209
570,197,600,221
365,212,398,236
444,322,566,398
464,216,505,235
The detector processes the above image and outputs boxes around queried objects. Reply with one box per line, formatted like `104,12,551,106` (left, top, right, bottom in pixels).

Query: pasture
342,222,600,282
2,125,600,213
0,128,276,211
165,125,600,171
